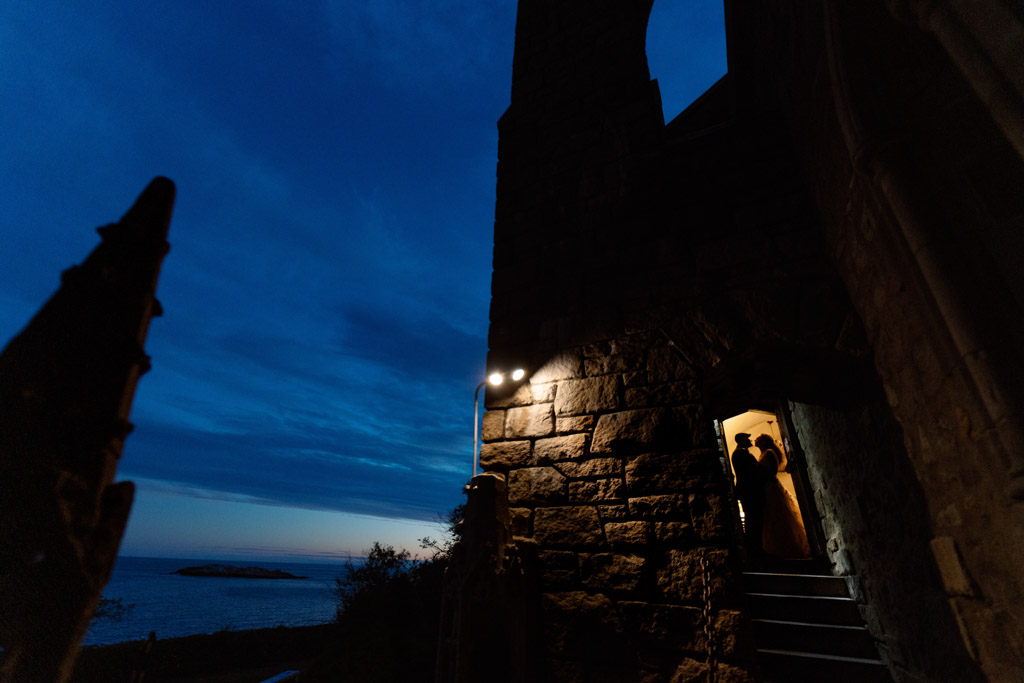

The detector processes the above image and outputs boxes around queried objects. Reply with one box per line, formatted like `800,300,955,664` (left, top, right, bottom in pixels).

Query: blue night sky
0,2,725,562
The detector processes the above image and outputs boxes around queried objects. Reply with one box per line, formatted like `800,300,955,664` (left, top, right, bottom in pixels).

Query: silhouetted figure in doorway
756,433,811,557
732,432,770,559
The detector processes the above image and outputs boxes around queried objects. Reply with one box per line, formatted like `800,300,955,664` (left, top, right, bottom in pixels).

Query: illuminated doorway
717,407,823,560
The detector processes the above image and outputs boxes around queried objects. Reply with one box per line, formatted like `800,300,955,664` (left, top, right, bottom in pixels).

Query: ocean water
83,557,344,646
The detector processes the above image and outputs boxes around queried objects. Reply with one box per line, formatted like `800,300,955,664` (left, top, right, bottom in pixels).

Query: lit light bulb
488,372,504,386
511,368,525,381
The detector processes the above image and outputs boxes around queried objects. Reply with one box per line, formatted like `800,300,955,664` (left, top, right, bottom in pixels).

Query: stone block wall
824,177,1024,680
480,339,755,682
788,398,983,682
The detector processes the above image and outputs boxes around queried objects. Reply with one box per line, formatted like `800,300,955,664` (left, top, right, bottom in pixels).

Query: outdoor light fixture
473,368,526,476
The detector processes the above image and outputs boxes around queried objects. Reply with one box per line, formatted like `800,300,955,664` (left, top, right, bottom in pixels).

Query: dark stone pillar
0,178,174,682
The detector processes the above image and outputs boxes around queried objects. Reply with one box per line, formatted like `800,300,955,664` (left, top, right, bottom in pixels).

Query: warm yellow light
488,372,504,386
511,368,525,381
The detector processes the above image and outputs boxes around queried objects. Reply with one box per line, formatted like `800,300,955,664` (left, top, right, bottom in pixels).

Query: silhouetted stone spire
0,177,174,683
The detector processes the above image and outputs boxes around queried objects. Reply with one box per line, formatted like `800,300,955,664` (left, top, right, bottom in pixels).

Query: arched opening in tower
645,0,727,123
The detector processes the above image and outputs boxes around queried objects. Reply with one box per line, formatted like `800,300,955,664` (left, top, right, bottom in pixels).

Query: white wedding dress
759,448,811,558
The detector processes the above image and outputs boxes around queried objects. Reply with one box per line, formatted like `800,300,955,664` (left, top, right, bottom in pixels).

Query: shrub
92,596,134,622
306,506,462,683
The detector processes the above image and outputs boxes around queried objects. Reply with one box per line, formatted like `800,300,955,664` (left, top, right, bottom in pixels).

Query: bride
755,434,811,558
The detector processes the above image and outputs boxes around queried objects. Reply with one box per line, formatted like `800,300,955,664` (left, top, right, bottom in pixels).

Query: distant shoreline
172,564,308,579
87,557,338,647
115,555,354,567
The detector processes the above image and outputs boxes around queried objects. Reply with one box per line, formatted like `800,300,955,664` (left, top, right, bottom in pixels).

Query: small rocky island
172,564,307,579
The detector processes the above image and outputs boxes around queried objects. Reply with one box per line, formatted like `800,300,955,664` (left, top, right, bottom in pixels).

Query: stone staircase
743,558,891,683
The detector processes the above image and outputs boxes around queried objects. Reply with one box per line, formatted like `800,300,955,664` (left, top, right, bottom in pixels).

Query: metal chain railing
698,549,719,683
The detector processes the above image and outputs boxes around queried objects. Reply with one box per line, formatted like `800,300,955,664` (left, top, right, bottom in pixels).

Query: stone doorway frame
700,341,879,564
775,401,828,558
713,401,832,564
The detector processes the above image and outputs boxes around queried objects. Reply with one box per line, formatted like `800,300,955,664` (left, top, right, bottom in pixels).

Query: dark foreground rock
172,564,307,579
74,623,335,683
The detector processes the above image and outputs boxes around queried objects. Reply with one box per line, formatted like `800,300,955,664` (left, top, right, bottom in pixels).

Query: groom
732,432,769,558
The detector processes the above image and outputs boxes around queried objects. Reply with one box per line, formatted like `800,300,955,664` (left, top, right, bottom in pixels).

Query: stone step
752,556,831,575
744,571,850,597
752,618,879,659
746,592,863,625
758,648,891,683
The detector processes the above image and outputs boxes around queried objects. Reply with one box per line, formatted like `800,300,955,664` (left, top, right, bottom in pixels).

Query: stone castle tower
438,1,1024,682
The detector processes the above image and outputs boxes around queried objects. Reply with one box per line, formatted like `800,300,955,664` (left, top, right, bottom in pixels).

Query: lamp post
473,368,524,476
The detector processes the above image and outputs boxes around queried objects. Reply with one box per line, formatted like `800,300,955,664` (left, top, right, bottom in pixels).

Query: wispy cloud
323,0,512,97
122,411,468,521
2,0,513,555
